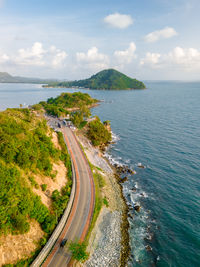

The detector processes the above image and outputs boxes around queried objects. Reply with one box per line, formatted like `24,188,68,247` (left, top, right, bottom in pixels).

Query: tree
69,242,89,262
87,117,111,146
71,111,83,127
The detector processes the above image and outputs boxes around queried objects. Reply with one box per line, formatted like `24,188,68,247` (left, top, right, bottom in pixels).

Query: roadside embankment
75,132,130,267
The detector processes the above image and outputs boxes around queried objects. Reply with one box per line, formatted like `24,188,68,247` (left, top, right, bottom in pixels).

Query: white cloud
0,53,10,63
17,42,46,66
0,42,68,71
169,46,200,66
52,51,68,67
13,42,67,68
140,52,161,67
76,47,109,71
114,42,136,64
145,27,177,43
140,46,200,71
104,13,133,29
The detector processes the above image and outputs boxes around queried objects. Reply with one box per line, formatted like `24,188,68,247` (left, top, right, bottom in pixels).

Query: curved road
43,126,95,267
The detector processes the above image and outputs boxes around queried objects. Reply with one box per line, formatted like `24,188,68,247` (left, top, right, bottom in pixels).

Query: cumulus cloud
52,51,67,67
144,27,177,43
114,42,136,64
0,53,10,63
168,47,200,68
76,47,109,71
140,46,200,71
104,13,133,29
140,52,161,67
17,42,46,66
14,42,67,67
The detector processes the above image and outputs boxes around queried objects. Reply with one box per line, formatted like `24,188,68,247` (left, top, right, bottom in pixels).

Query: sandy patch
51,132,62,150
0,220,44,266
32,161,67,209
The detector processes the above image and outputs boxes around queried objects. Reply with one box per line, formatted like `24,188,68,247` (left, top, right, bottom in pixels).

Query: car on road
60,239,68,248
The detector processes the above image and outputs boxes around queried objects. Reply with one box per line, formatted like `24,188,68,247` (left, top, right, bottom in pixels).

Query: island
44,69,146,90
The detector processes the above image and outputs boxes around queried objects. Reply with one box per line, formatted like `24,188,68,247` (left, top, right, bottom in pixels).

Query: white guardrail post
30,132,76,267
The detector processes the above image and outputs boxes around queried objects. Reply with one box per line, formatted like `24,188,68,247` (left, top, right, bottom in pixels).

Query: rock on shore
86,209,121,267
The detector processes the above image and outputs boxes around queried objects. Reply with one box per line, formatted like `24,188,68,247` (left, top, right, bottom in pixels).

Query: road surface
43,125,95,267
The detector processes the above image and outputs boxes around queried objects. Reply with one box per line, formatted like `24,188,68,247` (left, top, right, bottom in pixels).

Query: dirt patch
0,220,44,266
32,161,67,209
31,131,67,209
51,132,62,150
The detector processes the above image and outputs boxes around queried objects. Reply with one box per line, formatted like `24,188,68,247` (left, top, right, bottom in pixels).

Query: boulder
145,245,152,251
134,205,141,212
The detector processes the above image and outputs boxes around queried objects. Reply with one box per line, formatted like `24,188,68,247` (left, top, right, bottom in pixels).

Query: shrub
41,184,47,191
103,197,109,207
87,117,111,146
69,242,89,262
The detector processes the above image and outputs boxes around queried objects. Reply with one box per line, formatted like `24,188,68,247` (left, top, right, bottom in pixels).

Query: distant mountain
45,69,146,90
0,72,58,84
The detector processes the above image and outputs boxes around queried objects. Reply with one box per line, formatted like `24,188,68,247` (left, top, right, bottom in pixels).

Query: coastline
75,131,130,267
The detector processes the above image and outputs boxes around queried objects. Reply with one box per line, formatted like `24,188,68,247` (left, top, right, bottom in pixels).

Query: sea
0,82,199,267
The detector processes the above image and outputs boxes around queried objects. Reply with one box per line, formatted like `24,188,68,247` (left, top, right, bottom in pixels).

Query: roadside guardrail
30,132,76,267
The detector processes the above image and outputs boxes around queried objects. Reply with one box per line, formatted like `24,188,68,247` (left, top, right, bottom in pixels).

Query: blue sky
0,0,200,80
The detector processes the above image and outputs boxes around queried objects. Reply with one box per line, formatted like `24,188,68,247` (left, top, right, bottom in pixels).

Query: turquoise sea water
0,82,199,266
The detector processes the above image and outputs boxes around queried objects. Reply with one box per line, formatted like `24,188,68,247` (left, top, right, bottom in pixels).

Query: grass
103,197,109,207
28,176,39,189
84,162,105,245
78,120,87,129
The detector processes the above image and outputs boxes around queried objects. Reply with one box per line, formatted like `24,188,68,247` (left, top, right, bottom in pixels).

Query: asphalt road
44,125,94,267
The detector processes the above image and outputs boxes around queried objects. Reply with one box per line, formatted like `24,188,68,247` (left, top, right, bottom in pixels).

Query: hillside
45,69,146,90
0,71,58,84
0,72,17,83
0,108,72,265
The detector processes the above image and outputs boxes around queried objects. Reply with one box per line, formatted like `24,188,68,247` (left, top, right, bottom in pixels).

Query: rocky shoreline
75,132,131,267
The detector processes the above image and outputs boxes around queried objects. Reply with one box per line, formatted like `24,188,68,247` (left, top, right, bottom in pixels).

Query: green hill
45,69,146,90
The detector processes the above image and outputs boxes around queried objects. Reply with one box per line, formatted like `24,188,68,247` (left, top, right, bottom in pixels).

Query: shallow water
0,82,199,267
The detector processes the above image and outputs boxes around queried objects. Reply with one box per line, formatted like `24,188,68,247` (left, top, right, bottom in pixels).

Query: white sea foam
111,131,120,142
104,152,124,166
139,191,148,198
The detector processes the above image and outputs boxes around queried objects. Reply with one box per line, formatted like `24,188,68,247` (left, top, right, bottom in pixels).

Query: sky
0,0,200,80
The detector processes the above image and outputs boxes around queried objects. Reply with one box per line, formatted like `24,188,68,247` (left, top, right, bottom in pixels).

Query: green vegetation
57,132,72,178
46,92,97,108
28,176,39,189
34,92,98,118
103,197,109,207
41,184,47,191
69,241,89,262
0,160,52,235
87,117,112,146
45,69,146,90
85,165,105,244
0,108,72,237
0,108,59,176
